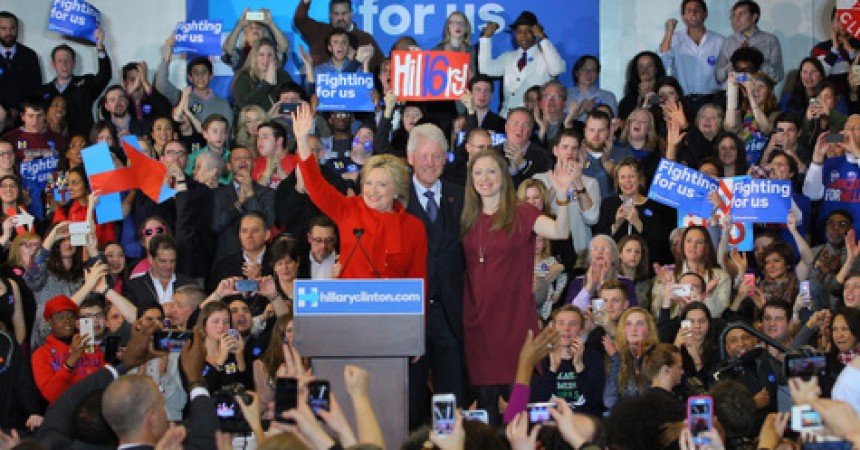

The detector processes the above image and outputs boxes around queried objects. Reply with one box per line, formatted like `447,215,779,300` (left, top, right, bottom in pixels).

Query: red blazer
52,199,116,247
297,155,427,280
31,334,104,403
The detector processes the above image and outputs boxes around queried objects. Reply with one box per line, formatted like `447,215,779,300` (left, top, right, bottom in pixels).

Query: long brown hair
614,307,659,392
259,313,293,380
674,225,719,279
461,150,519,237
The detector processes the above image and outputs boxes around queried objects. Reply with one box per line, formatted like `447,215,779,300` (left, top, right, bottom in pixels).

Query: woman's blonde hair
442,11,472,46
235,105,269,155
516,178,551,215
359,154,410,208
461,150,518,237
613,307,659,392
242,38,281,83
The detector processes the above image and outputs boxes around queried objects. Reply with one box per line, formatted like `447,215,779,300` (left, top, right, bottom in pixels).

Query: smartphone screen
527,402,555,424
153,331,192,352
432,393,457,436
275,377,298,423
78,317,95,353
307,380,330,420
462,409,488,424
688,396,713,445
743,273,756,290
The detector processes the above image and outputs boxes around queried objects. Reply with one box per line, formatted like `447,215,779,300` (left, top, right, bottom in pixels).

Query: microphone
339,228,382,278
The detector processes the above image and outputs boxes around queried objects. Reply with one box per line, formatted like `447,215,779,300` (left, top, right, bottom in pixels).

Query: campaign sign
315,72,376,112
392,51,470,101
80,142,123,223
730,178,792,223
173,20,223,55
648,159,718,218
19,155,59,220
48,0,100,43
294,279,424,315
455,131,506,147
728,222,754,251
837,0,860,39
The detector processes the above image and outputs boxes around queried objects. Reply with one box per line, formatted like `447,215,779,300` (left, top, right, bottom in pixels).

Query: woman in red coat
292,103,427,280
52,166,116,248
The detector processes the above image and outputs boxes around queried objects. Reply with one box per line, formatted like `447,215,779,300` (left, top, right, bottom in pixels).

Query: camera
214,384,253,433
785,353,828,379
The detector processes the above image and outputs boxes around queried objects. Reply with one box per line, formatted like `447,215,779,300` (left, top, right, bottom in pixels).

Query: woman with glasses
0,175,38,251
129,216,171,278
51,167,116,248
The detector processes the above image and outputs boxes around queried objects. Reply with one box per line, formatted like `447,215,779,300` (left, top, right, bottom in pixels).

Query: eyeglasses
310,237,337,244
827,220,851,228
144,225,167,237
80,312,105,319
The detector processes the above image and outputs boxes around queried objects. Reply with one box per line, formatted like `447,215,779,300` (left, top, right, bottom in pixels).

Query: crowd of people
3,0,860,448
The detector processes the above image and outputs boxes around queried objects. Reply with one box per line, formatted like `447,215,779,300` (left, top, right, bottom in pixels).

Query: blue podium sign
294,279,424,315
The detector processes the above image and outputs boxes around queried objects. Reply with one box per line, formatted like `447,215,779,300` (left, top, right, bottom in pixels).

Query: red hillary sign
838,0,860,39
391,50,470,101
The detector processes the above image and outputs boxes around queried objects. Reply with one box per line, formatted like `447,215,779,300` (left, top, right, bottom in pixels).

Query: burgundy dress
463,203,541,385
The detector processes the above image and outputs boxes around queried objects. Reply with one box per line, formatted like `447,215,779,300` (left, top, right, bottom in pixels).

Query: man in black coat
0,11,41,117
125,235,196,312
404,123,465,429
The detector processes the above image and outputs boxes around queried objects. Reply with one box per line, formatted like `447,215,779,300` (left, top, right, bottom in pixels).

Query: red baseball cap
43,295,78,320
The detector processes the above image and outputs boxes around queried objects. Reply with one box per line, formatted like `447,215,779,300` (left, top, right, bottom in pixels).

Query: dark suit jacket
124,272,197,311
38,54,111,136
493,142,552,187
36,367,216,450
0,43,42,112
463,111,506,135
211,182,275,261
406,181,465,341
175,179,216,279
207,250,273,294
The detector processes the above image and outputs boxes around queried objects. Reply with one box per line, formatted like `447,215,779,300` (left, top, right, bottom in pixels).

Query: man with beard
99,85,147,138
0,11,41,118
581,110,632,199
294,0,383,73
494,107,551,187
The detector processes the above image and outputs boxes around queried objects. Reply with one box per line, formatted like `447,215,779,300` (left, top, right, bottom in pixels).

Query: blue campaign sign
48,0,100,43
315,72,376,112
19,155,59,220
174,20,223,55
648,158,718,218
730,179,792,223
294,279,424,315
80,142,123,223
728,222,754,252
187,0,599,109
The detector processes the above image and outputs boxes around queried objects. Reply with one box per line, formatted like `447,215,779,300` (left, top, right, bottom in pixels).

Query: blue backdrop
186,0,599,106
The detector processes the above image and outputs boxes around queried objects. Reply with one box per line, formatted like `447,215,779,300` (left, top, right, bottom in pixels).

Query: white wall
5,0,836,100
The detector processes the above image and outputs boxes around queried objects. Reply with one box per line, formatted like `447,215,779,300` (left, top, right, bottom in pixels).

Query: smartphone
647,95,661,107
275,377,298,423
234,279,259,292
743,273,756,290
824,133,845,144
527,402,556,424
672,284,692,298
104,335,120,362
687,396,714,445
800,280,811,307
791,404,824,432
279,102,300,115
681,319,692,332
227,329,241,340
78,317,95,353
432,393,457,436
153,330,192,352
307,380,331,420
462,409,488,424
245,11,264,21
736,73,748,83
810,97,820,106
591,298,605,312
785,353,829,379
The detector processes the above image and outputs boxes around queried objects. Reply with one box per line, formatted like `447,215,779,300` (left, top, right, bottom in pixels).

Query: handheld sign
837,0,860,39
648,158,718,218
80,143,123,223
19,155,59,221
48,0,100,44
729,178,792,223
173,20,223,55
315,72,376,112
391,51,470,101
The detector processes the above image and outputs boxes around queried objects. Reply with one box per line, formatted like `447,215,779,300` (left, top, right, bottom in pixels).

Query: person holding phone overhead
292,103,427,280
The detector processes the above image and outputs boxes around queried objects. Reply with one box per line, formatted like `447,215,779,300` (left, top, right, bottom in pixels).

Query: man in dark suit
208,211,273,293
494,107,552,187
404,123,465,429
0,11,41,117
125,235,196,311
460,74,506,135
36,320,216,450
211,146,275,262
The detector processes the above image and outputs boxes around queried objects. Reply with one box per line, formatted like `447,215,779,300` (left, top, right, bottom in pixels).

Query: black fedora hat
509,11,538,29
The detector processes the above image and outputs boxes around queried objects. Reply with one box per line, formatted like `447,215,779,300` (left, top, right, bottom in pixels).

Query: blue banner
730,179,792,223
294,279,424,315
728,222,754,251
173,20,224,55
48,0,100,43
19,155,59,221
315,72,376,112
648,158,718,218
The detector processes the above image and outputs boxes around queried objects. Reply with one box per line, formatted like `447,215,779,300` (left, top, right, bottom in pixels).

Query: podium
293,278,425,446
